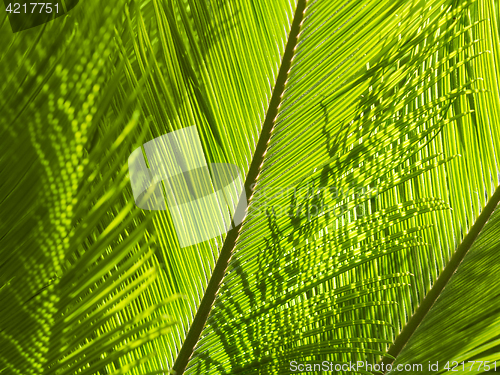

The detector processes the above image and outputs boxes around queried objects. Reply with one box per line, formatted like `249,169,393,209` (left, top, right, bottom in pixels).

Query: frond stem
171,0,307,373
381,183,500,370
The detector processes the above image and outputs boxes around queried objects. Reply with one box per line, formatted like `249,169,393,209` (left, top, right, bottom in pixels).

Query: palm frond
1,0,500,374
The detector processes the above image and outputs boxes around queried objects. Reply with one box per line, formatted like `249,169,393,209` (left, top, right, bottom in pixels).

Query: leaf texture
0,0,500,374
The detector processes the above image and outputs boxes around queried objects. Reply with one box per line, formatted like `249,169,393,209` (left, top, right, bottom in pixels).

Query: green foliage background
1,0,500,374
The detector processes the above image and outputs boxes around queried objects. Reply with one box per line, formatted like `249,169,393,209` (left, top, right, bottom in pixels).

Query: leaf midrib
171,1,308,373
381,183,500,370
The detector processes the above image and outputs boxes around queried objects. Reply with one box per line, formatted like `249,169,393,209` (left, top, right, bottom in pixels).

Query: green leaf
1,0,500,374
393,204,500,374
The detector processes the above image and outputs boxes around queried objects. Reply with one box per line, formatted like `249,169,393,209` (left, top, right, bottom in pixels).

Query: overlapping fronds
0,1,181,374
184,0,500,373
1,0,499,374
